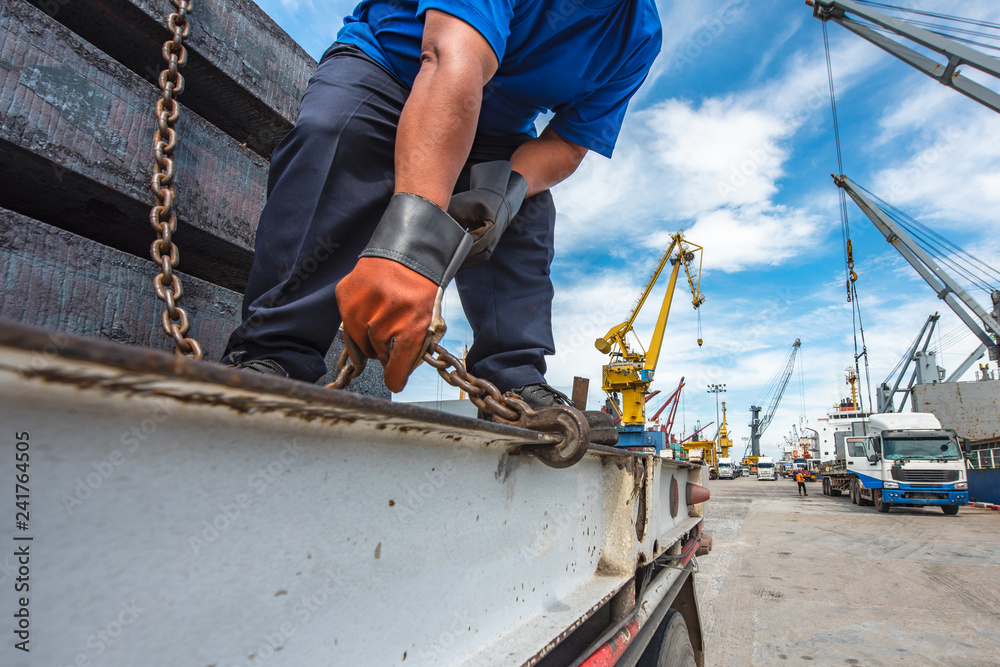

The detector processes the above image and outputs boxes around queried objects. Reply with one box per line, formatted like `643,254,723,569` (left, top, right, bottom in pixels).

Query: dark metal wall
969,468,1000,505
0,0,388,397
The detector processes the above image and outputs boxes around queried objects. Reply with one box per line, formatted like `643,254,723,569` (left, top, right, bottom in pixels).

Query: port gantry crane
595,232,705,447
747,339,802,460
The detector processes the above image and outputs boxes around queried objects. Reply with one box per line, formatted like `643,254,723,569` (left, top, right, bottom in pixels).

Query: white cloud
339,1,1000,440
643,1,749,99
551,38,871,273
869,85,1000,233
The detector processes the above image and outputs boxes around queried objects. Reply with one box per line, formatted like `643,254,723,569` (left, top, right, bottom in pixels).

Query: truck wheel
638,609,697,667
822,478,830,496
850,481,858,505
942,505,959,516
875,494,890,513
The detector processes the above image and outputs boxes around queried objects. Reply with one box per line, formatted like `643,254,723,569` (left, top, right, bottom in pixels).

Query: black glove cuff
361,193,473,286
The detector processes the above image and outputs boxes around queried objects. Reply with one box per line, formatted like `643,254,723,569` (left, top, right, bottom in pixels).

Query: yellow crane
595,232,706,435
718,401,731,459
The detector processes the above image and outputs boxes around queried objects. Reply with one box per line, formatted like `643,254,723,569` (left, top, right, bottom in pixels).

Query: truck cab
757,457,776,481
844,413,968,514
718,458,735,479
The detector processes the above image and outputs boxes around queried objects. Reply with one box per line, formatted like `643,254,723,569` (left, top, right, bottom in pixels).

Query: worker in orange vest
796,470,808,496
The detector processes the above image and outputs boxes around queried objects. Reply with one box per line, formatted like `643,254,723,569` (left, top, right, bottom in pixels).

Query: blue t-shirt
336,0,661,158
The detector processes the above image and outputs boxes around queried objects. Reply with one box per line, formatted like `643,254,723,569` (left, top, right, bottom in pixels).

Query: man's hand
449,161,528,269
336,257,440,393
336,193,472,393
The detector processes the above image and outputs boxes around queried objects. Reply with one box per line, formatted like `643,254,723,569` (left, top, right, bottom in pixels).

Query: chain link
330,342,590,468
149,0,202,359
421,344,523,422
329,346,366,391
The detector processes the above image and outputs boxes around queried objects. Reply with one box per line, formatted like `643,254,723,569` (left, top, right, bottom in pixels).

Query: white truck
756,457,776,481
820,413,969,514
717,458,736,479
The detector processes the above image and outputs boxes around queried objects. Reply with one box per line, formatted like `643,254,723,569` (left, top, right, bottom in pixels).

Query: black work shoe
494,383,619,446
223,350,289,378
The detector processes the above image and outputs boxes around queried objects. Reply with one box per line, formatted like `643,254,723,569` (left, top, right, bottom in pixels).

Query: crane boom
809,0,1000,113
833,175,1000,363
877,313,940,413
749,339,801,457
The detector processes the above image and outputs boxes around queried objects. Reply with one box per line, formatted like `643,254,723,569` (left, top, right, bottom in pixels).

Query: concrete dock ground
697,475,1000,666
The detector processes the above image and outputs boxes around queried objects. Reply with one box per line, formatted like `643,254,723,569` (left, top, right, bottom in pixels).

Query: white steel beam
0,323,705,667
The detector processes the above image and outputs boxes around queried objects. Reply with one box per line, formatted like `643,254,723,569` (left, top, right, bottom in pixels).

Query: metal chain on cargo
330,343,590,468
148,0,203,359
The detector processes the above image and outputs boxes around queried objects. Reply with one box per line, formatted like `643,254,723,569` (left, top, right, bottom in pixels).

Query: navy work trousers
225,46,557,391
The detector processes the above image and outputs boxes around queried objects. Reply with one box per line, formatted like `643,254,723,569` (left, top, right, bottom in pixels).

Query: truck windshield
882,438,961,460
758,463,773,468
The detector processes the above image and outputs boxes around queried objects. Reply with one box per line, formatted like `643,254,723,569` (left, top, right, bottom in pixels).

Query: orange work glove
335,193,473,393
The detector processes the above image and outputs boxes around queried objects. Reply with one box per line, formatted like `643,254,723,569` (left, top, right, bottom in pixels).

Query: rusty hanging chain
329,342,589,468
148,0,203,359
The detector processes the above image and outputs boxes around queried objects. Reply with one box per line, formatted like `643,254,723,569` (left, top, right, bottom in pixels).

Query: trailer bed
0,321,705,666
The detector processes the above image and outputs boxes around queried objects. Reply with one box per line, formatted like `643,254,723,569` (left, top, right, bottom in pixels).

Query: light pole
707,384,726,449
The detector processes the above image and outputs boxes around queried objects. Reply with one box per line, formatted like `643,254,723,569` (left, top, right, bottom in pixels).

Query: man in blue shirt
223,1,661,423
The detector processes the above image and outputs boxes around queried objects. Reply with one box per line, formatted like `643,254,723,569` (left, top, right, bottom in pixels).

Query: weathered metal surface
968,469,1000,505
912,380,1000,441
25,0,313,157
0,0,267,290
0,320,701,665
0,212,389,396
572,376,590,410
0,208,241,357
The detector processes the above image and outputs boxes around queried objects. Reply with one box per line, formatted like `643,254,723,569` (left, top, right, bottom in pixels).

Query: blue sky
256,0,1000,459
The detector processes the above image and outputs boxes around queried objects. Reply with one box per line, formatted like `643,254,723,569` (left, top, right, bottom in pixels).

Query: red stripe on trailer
581,522,705,665
579,619,640,667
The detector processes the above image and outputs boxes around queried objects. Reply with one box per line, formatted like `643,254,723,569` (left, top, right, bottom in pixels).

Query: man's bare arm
510,126,589,197
394,10,498,209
